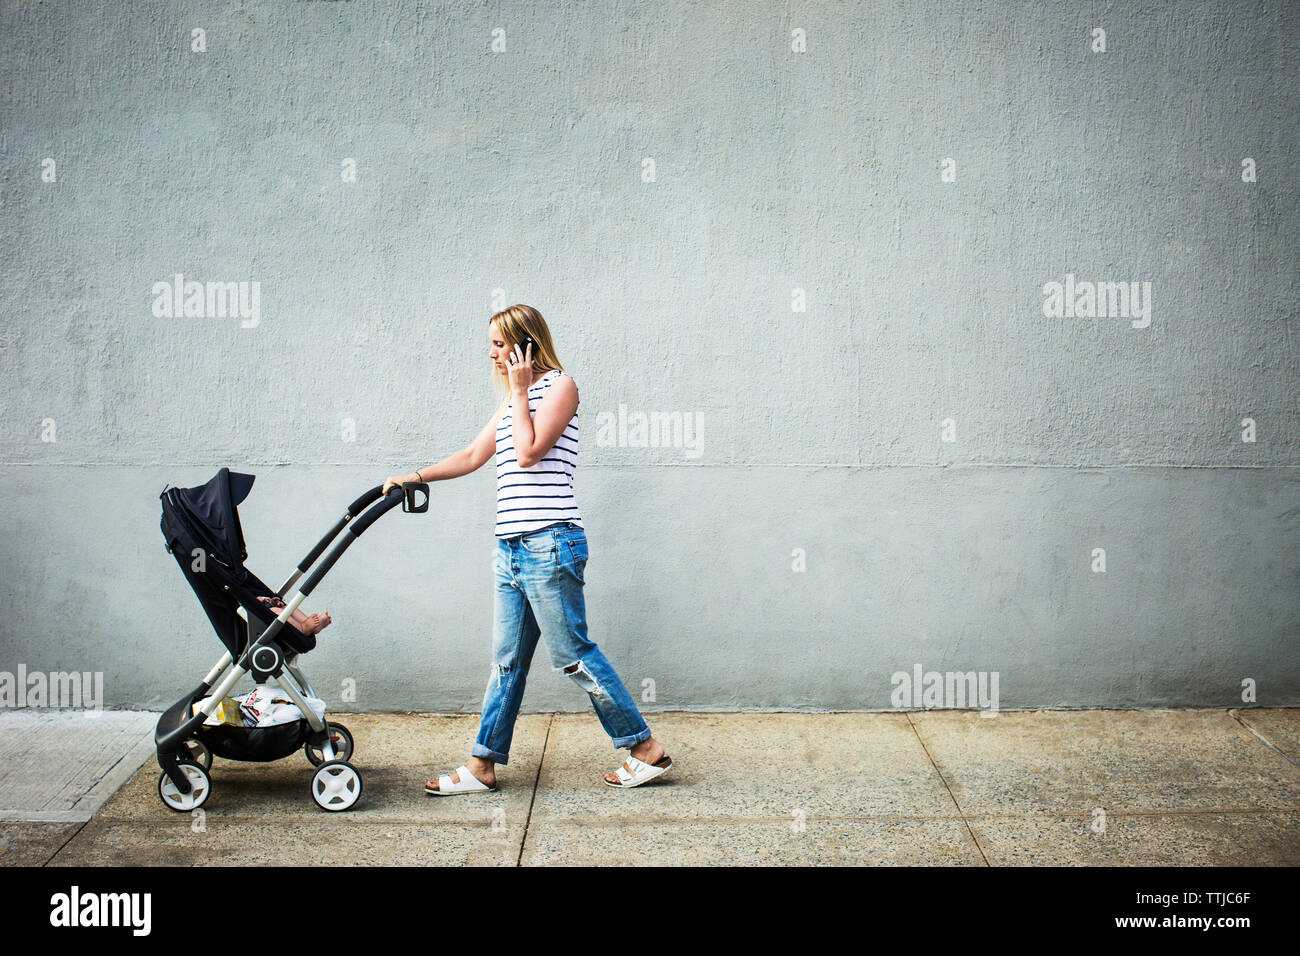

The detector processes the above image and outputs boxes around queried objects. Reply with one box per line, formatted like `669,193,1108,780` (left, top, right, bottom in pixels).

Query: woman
383,304,672,793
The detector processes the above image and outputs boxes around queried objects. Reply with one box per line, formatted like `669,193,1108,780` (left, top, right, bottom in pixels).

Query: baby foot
300,612,332,635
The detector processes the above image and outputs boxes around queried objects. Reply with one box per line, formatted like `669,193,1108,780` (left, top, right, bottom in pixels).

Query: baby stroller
155,467,428,812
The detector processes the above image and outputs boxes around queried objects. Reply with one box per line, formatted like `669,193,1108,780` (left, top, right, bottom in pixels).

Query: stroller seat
159,468,316,658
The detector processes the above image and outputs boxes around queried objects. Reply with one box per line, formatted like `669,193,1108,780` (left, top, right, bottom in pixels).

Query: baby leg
258,597,322,635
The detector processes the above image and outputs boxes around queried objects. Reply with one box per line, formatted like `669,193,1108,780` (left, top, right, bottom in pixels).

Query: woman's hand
506,340,534,394
383,473,420,495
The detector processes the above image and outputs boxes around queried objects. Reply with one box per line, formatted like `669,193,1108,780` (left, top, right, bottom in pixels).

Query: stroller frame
155,471,429,811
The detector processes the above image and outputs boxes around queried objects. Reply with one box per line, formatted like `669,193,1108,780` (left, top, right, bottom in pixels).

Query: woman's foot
427,755,496,792
604,737,666,786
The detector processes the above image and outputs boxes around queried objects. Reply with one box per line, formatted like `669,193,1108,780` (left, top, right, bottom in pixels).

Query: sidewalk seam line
906,712,991,866
43,819,91,867
1228,708,1300,769
517,713,553,867
69,735,155,815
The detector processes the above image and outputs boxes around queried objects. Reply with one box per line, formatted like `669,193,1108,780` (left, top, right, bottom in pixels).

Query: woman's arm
385,397,509,491
512,375,578,469
412,448,477,482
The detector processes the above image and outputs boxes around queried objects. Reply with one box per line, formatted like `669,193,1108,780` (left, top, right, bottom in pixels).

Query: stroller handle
347,485,387,516
293,482,429,589
348,482,429,519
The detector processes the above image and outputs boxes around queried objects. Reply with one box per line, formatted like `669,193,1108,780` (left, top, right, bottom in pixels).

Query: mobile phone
516,335,536,360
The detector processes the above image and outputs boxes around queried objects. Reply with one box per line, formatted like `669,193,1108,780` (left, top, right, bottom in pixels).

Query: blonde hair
488,304,579,417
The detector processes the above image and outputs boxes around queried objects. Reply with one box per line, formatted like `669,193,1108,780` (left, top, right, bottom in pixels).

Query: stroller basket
153,468,429,811
156,691,310,763
200,721,310,763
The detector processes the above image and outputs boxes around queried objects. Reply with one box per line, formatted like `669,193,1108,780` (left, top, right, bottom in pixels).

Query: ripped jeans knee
562,658,611,705
549,650,652,746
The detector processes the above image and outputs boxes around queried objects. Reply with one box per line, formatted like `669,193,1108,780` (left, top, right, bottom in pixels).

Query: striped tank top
495,368,583,538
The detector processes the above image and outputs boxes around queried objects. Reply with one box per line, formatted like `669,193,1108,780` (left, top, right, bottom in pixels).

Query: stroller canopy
175,468,255,575
161,468,315,657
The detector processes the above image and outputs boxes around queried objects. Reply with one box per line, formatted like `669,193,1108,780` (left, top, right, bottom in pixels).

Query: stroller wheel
310,760,363,812
305,722,354,766
158,763,211,813
184,738,213,771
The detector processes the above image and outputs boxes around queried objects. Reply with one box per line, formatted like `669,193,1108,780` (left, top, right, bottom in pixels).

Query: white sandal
604,753,673,788
425,765,498,796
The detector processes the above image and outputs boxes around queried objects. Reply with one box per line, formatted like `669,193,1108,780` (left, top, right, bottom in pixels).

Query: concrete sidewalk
1,708,1298,866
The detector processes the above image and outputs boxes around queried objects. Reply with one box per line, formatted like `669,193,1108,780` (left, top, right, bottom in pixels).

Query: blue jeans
473,521,652,764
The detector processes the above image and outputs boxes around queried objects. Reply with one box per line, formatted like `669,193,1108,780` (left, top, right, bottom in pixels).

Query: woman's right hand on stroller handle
382,473,421,496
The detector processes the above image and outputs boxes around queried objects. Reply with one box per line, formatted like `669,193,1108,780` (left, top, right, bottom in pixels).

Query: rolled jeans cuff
471,743,509,765
612,726,652,750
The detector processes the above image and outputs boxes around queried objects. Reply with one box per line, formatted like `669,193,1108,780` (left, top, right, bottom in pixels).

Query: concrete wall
1,1,1296,714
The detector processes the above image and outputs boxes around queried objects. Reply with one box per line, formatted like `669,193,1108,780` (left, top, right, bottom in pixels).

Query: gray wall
1,1,1296,714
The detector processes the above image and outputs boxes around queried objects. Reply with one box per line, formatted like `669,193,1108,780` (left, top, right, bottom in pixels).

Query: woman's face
488,322,510,375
